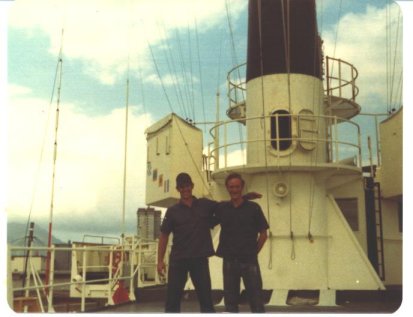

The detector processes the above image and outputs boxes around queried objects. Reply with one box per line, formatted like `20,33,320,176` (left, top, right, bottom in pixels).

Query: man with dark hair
157,172,216,312
215,172,269,313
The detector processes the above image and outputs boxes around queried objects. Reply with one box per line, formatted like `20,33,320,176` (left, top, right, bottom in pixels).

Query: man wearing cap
157,172,217,312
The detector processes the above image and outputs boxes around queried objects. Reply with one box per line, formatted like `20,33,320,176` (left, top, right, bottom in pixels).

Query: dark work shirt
160,197,218,261
215,200,269,261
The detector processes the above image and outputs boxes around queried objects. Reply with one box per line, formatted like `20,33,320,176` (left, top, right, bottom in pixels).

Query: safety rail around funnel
325,56,359,106
207,113,362,171
226,57,360,121
227,62,247,113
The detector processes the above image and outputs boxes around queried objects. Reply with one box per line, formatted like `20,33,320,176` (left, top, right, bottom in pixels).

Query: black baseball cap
176,172,193,187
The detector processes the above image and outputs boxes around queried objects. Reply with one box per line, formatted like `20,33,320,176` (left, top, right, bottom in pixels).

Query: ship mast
45,29,64,290
121,57,130,241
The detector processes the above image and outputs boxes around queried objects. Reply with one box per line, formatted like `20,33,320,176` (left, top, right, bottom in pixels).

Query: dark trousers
165,257,215,313
223,258,265,313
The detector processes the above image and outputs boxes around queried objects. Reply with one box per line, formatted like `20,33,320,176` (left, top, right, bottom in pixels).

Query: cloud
5,0,405,242
6,83,153,239
321,3,403,110
8,0,246,85
145,72,199,87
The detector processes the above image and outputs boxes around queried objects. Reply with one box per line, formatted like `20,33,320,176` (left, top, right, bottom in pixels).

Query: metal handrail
8,239,160,313
82,234,121,244
226,57,359,113
325,56,359,103
207,113,361,171
227,62,247,109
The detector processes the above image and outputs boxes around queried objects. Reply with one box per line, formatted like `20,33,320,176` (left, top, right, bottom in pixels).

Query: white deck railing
8,238,162,313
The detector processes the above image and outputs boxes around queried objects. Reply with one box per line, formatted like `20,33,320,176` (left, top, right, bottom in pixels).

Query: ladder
364,177,385,281
373,182,385,280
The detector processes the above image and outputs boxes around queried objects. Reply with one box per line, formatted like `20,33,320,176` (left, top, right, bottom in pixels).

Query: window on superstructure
270,110,291,151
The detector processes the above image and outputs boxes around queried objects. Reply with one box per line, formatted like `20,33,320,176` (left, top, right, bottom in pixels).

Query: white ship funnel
208,0,384,305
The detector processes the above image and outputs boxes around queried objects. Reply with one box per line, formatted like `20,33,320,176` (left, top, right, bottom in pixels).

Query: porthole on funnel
270,109,292,151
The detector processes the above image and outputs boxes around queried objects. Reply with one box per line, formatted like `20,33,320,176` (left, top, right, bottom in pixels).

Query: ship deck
91,285,403,314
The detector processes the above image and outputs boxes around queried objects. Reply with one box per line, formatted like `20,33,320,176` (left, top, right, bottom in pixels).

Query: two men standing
157,172,269,313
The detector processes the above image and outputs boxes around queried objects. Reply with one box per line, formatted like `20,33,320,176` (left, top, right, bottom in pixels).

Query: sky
0,0,408,244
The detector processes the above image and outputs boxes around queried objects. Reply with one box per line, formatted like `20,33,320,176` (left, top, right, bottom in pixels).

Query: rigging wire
385,1,403,112
215,26,224,91
175,28,193,119
157,21,188,119
256,0,274,269
328,0,343,88
212,20,225,169
194,17,207,132
147,39,175,114
225,0,238,67
155,20,197,121
332,0,343,59
146,34,212,196
394,69,403,109
306,0,324,241
137,66,148,116
386,1,390,113
280,0,296,260
225,0,246,166
389,9,401,110
225,0,245,101
187,24,196,121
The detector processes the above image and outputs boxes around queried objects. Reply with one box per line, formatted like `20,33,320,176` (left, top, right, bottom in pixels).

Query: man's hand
244,192,262,200
157,232,169,278
157,261,166,277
